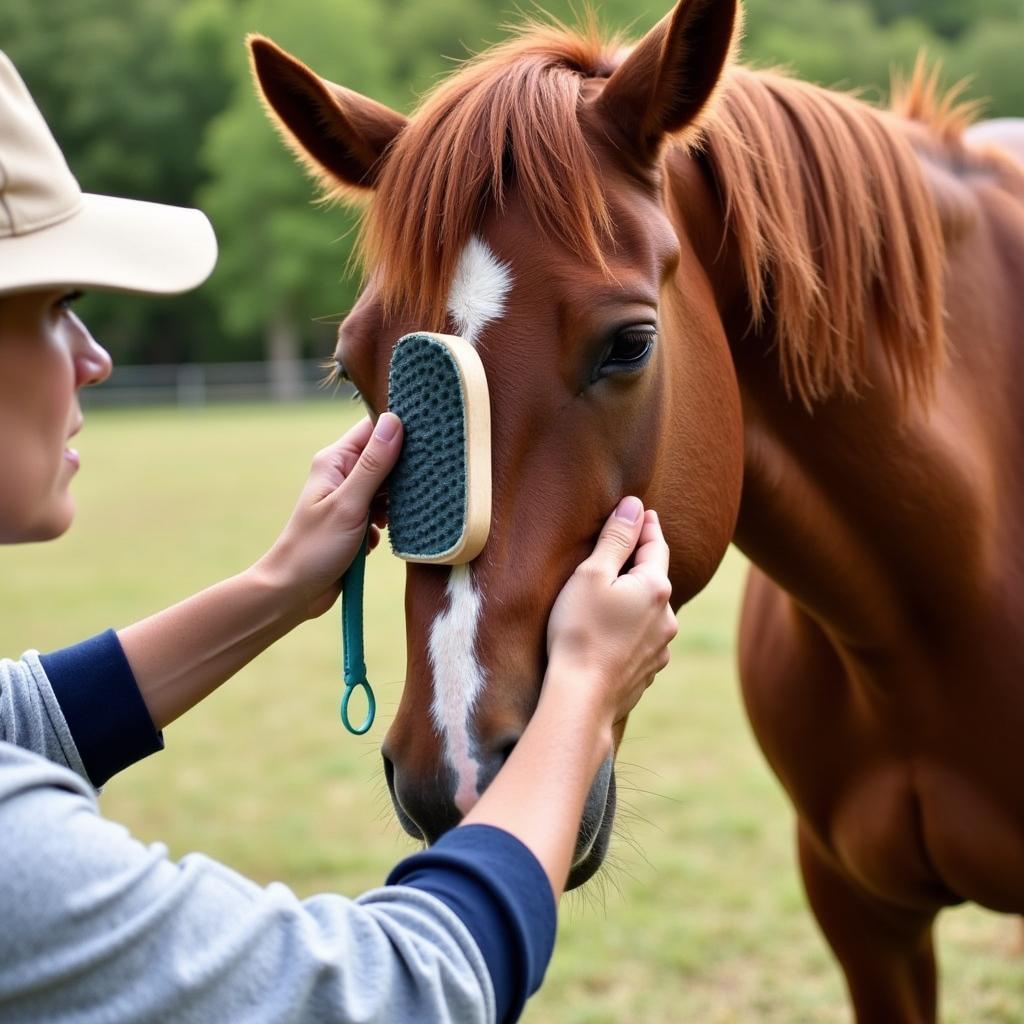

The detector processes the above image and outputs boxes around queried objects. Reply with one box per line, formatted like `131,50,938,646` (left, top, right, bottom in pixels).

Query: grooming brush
339,331,491,734
386,332,491,563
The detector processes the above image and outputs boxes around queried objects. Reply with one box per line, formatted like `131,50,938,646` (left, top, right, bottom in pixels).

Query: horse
249,0,1024,1018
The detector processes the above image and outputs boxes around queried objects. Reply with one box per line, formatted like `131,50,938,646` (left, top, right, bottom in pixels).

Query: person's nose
71,314,113,388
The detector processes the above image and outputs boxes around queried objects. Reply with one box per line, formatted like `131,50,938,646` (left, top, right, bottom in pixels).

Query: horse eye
601,325,657,375
323,360,347,387
324,360,366,404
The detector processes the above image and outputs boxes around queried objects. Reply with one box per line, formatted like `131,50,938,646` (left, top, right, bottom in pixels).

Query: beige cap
0,50,217,296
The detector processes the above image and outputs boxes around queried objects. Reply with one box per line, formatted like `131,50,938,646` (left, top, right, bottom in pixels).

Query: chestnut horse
251,0,1024,1018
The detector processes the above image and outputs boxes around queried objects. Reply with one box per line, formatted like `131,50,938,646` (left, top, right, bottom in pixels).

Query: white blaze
427,237,511,811
446,235,513,346
428,565,487,813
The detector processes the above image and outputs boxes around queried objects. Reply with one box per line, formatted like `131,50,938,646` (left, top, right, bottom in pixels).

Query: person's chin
26,495,76,542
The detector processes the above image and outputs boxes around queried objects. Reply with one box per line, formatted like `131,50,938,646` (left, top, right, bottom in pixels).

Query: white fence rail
81,360,356,407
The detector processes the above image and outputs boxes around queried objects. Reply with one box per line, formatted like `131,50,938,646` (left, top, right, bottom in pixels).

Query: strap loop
339,529,375,735
340,677,376,735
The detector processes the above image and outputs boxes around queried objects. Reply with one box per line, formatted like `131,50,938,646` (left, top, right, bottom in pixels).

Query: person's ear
248,35,408,195
593,0,739,159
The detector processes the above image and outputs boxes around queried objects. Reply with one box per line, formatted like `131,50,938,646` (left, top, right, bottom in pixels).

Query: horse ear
595,0,739,157
248,35,408,194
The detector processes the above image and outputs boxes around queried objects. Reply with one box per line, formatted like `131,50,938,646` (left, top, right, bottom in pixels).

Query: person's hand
256,413,403,619
544,496,677,732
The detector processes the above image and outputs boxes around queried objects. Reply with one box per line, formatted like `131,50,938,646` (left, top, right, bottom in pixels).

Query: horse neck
660,122,991,656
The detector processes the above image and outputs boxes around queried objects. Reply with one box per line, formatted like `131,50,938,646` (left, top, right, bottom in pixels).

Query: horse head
252,0,744,887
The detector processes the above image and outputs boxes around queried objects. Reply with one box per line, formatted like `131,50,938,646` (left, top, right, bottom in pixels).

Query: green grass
1,401,1020,1021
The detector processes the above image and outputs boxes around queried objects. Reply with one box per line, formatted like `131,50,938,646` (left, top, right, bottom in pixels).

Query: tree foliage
2,0,1021,364
862,0,1020,40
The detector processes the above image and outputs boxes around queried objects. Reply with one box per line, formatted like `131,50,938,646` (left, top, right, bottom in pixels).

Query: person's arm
0,649,96,780
1,497,674,1023
118,413,403,731
0,742,497,1024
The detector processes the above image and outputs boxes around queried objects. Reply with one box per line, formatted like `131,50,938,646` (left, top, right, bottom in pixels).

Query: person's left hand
256,412,403,619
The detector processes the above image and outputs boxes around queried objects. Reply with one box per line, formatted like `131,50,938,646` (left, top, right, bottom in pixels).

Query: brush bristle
387,334,469,559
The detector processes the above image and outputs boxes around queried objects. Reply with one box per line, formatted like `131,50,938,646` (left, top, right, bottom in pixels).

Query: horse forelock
358,19,625,331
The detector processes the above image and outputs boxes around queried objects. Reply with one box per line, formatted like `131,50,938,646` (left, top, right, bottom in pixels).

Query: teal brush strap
339,528,375,734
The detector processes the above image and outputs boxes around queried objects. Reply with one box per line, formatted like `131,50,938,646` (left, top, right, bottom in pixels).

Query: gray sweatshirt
0,645,555,1023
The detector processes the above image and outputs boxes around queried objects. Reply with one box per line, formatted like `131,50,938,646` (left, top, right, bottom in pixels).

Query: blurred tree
380,0,503,93
863,0,1020,41
200,0,410,388
948,17,1024,118
741,0,1022,119
742,0,942,96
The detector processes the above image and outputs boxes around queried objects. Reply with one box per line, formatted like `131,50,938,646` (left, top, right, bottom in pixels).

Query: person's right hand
256,413,403,620
545,496,677,728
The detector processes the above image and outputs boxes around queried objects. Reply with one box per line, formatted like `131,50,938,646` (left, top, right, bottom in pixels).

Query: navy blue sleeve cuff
39,629,163,787
387,824,557,1024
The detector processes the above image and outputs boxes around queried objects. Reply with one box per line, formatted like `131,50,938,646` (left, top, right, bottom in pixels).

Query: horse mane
891,55,983,146
359,19,969,407
700,65,955,406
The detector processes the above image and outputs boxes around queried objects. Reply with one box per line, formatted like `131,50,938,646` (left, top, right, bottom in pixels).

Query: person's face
0,289,112,542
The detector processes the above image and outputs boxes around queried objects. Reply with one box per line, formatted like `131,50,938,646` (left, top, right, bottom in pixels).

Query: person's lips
65,420,83,470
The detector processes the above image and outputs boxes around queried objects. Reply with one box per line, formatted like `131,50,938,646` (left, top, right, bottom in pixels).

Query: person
0,50,678,1024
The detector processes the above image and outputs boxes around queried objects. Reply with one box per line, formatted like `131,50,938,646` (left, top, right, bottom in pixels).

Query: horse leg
798,825,938,1023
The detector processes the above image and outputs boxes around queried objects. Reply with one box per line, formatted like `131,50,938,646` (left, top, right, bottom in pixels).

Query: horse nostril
382,750,465,845
497,735,519,767
381,752,423,842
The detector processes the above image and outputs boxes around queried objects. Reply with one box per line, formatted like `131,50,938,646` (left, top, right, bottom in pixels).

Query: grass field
1,400,1021,1022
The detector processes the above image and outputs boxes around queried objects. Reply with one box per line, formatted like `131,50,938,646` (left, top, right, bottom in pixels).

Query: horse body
250,3,1024,1016
713,110,1024,1011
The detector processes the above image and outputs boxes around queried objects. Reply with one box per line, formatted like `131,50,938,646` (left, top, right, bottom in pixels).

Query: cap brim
0,192,217,297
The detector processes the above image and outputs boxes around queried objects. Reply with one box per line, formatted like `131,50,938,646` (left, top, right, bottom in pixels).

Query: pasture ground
1,400,1020,1022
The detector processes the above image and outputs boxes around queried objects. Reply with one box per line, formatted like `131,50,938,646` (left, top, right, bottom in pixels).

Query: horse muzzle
383,736,617,890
